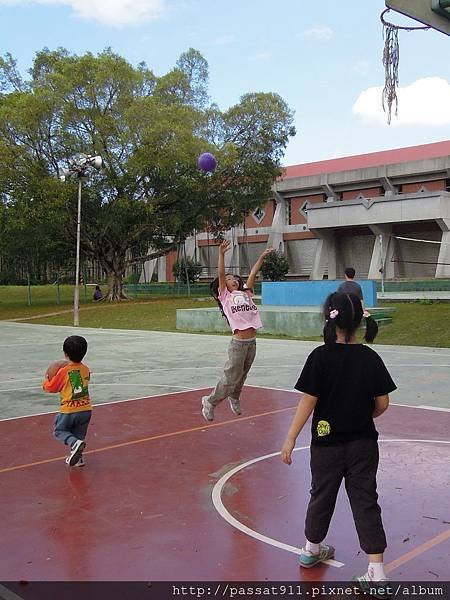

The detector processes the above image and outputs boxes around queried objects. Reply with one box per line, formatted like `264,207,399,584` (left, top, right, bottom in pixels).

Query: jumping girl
201,239,273,422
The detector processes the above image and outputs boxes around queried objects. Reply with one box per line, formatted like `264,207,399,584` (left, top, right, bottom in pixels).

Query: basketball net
380,9,429,125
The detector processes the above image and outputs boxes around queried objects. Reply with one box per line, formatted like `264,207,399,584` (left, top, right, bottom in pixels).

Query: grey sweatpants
53,411,92,448
206,337,256,407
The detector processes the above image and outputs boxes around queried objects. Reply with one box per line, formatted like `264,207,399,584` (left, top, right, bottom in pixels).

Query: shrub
261,250,290,281
172,257,203,283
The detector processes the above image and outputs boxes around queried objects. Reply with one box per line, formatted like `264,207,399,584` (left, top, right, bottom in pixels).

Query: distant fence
124,282,262,297
376,279,450,291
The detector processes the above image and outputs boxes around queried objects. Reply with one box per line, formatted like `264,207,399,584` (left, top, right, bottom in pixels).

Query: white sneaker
354,574,390,600
228,397,242,415
201,396,214,422
68,439,86,466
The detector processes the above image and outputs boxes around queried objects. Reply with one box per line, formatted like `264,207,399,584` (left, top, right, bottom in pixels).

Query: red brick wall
244,199,275,229
342,187,382,200
165,249,178,282
401,180,446,193
289,194,324,225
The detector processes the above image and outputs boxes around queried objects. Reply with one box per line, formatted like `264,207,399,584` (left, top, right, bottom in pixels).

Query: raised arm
218,239,231,293
246,247,274,290
281,393,317,465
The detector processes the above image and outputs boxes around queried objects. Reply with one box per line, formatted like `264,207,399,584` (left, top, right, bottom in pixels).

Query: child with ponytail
201,239,273,422
281,292,396,597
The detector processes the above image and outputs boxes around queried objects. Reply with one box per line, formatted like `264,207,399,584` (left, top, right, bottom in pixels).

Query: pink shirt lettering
219,288,263,333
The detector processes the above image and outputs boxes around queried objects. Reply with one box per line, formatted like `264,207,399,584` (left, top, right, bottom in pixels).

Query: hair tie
363,310,371,318
329,309,339,319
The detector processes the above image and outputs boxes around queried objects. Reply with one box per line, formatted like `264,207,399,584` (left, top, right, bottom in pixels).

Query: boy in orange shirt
43,335,92,467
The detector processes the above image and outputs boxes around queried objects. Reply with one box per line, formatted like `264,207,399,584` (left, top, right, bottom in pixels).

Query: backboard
385,0,450,35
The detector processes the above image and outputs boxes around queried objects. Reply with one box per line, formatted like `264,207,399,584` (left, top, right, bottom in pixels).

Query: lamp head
87,155,102,170
59,168,71,181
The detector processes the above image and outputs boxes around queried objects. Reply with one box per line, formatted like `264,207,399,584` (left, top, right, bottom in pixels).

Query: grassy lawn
375,300,450,348
0,284,89,319
1,286,449,347
0,285,217,330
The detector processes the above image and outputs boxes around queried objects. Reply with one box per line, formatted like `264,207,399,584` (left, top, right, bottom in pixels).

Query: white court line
0,382,194,393
212,445,344,568
212,439,450,568
0,341,61,348
2,362,450,387
418,405,450,412
0,387,208,421
245,385,450,412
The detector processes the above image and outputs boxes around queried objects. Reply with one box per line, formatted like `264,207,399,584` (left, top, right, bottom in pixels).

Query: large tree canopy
0,47,296,299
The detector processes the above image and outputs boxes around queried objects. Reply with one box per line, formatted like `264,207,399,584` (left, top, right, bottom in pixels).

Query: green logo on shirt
68,369,88,400
317,420,331,437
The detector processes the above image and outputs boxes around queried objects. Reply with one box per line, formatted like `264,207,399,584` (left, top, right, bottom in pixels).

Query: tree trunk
105,269,128,301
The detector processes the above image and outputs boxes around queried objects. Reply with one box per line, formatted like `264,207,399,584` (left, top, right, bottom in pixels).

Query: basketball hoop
380,8,430,125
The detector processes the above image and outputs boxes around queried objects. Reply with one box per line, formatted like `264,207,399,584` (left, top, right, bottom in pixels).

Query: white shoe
68,439,86,466
201,397,214,422
228,397,242,415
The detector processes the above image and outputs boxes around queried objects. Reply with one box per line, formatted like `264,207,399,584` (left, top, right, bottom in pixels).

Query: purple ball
197,152,217,172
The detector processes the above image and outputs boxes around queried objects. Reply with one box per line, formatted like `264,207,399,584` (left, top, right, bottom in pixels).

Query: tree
0,48,295,300
172,256,203,283
261,250,290,281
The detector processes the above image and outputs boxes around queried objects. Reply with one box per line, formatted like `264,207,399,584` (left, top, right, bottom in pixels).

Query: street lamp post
60,154,102,326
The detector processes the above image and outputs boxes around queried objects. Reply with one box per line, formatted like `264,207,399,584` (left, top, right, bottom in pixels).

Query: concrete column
158,254,167,282
139,258,156,283
310,231,336,280
224,233,234,273
368,225,395,280
230,227,240,274
184,235,197,260
327,236,337,279
268,193,285,251
436,219,450,278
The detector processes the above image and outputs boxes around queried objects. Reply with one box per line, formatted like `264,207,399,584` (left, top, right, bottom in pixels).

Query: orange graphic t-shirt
43,363,92,414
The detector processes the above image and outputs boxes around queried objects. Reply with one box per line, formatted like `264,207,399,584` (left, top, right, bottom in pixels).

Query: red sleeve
42,368,67,393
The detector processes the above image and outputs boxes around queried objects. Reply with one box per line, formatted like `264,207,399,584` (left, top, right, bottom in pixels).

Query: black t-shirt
337,280,363,300
295,343,397,446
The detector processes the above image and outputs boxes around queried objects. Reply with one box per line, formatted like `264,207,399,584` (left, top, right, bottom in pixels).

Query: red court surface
0,386,449,583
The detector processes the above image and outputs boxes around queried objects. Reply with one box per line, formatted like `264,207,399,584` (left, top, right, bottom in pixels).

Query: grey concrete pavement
0,321,449,420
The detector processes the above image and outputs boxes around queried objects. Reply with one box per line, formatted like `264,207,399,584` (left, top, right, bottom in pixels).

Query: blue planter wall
262,280,377,307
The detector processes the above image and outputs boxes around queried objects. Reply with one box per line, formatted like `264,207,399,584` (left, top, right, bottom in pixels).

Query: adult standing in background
337,268,364,307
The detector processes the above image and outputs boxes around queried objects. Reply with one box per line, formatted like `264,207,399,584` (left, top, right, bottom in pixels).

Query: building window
252,207,265,224
300,201,308,219
285,199,292,225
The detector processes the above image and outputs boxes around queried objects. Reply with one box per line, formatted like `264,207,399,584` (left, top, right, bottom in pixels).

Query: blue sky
1,0,450,166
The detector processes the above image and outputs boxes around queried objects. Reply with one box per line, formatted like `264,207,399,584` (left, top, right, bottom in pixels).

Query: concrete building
141,140,450,282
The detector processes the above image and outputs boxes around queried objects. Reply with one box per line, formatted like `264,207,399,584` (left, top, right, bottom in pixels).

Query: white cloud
353,77,450,126
301,27,333,41
0,0,166,27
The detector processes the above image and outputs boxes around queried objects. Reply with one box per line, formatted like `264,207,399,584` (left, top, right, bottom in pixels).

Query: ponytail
210,277,229,325
363,314,379,343
323,318,338,345
323,292,378,344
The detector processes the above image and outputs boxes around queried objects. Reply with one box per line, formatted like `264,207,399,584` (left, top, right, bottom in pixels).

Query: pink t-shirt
218,287,263,333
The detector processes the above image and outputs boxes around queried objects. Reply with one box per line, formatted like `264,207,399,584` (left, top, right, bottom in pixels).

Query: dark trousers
53,411,92,448
305,437,387,555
